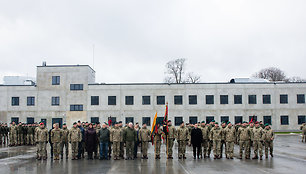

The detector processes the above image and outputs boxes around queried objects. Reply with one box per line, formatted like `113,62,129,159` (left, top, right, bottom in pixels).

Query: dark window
263,95,271,104
156,117,164,125
125,96,134,105
108,96,116,105
52,97,60,106
91,117,99,124
280,116,289,125
11,117,19,124
27,117,34,124
157,96,165,105
70,84,84,90
27,96,35,106
234,95,242,104
11,97,19,106
175,117,183,126
221,116,229,123
52,118,63,128
249,116,257,122
206,116,214,123
174,95,183,105
248,95,257,104
206,95,214,104
189,116,198,124
297,94,305,104
142,117,151,126
91,96,99,105
280,94,288,104
41,119,47,126
220,95,228,104
125,117,134,124
235,116,243,124
298,115,306,125
70,105,83,111
142,96,151,105
263,116,272,125
189,95,197,105
52,76,60,85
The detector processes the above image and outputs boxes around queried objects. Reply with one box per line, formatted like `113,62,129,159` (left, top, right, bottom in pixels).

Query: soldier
51,123,63,160
220,122,227,158
207,120,215,157
77,121,85,159
27,124,34,145
300,123,306,142
210,122,222,159
252,122,264,160
61,123,69,159
224,122,235,159
248,121,255,158
68,122,82,160
123,122,137,160
49,124,55,159
4,124,9,146
9,122,17,146
97,123,110,160
166,120,176,159
138,123,151,159
263,123,274,158
35,122,48,160
200,121,209,158
110,122,122,160
22,124,27,145
134,122,140,159
17,123,23,145
191,123,203,159
177,121,189,159
153,124,163,159
0,124,3,145
237,121,251,159
119,121,125,159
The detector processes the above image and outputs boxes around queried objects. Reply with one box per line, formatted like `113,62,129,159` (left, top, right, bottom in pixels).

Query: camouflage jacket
68,127,82,143
35,127,49,142
138,127,151,142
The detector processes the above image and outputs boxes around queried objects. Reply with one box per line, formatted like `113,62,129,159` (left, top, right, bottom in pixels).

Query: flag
250,115,255,123
150,112,158,145
108,116,112,126
163,103,169,138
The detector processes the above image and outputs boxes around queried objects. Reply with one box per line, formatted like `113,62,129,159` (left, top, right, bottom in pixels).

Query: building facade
0,65,305,131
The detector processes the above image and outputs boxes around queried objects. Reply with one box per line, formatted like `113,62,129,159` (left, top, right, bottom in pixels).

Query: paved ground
0,135,306,174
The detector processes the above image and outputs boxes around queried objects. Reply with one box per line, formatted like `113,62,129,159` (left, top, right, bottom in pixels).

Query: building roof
37,64,95,72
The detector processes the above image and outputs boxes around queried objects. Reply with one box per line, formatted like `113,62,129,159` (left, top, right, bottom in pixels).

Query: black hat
78,120,81,123
73,122,77,125
63,123,66,125
201,121,205,123
168,120,171,123
97,122,100,124
119,121,122,124
115,122,119,124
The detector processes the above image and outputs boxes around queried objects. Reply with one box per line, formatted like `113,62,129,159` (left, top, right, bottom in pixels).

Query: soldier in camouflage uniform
138,123,151,159
252,122,264,160
119,121,125,159
9,122,17,146
237,121,251,159
69,122,82,160
300,123,306,142
177,121,189,159
61,123,69,159
210,122,222,159
200,121,209,158
110,122,122,160
166,120,176,159
153,124,163,159
220,122,227,158
27,124,34,145
207,120,215,157
51,123,63,160
224,122,235,159
17,123,23,145
35,122,48,160
263,123,274,158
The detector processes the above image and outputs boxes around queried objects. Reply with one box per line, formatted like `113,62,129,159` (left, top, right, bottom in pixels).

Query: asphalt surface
0,135,305,174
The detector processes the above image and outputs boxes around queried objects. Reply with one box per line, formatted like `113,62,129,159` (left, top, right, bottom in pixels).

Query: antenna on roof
42,61,47,66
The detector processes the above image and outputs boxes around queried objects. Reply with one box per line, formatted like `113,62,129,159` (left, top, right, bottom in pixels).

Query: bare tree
252,67,287,81
285,76,306,82
185,72,201,83
165,58,186,83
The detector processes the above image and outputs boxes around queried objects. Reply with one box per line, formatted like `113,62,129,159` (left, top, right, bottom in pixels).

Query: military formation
1,120,306,161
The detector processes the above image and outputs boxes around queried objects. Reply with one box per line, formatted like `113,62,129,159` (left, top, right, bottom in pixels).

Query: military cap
215,122,219,125
201,121,205,123
63,123,66,125
167,120,171,123
78,120,81,123
39,122,44,125
119,121,122,124
211,120,215,122
73,122,77,125
243,121,247,123
227,121,231,124
97,122,100,124
255,121,259,124
265,123,270,126
181,121,185,124
115,122,119,124
222,121,225,124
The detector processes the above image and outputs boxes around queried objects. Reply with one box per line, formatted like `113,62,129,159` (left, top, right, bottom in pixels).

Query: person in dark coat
85,123,97,160
191,124,203,159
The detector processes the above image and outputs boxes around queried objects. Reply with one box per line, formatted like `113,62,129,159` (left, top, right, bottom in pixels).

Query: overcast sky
0,0,305,83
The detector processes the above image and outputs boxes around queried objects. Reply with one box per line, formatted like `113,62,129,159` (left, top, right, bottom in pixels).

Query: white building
0,64,305,131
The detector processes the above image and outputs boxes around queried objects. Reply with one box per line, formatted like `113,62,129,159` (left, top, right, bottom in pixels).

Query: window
249,116,257,122
142,96,151,105
11,117,19,123
280,116,289,125
221,116,229,123
297,94,305,104
298,115,306,125
70,84,84,90
248,95,257,104
263,116,271,125
263,95,271,104
27,117,34,124
125,117,134,124
280,94,288,104
11,97,19,106
108,96,116,105
234,95,242,104
206,95,214,104
206,116,214,123
235,116,243,124
157,96,165,105
220,95,228,104
27,96,35,106
156,117,164,125
52,97,60,106
189,116,198,124
70,105,83,111
174,95,183,105
91,117,99,124
142,117,151,126
91,96,99,105
175,117,183,126
189,95,197,105
125,96,134,105
52,76,60,85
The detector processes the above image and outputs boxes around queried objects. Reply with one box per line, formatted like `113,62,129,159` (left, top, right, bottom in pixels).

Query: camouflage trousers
141,141,149,157
0,134,2,144
71,142,79,159
125,141,134,159
213,140,221,156
167,139,174,157
112,142,120,158
120,142,124,158
18,134,23,145
27,134,34,145
61,142,69,157
239,140,250,158
201,140,209,157
10,133,17,145
220,140,226,157
226,141,234,158
253,140,263,157
208,140,213,156
37,142,47,158
177,140,187,158
154,140,161,157
53,142,61,158
264,141,273,157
